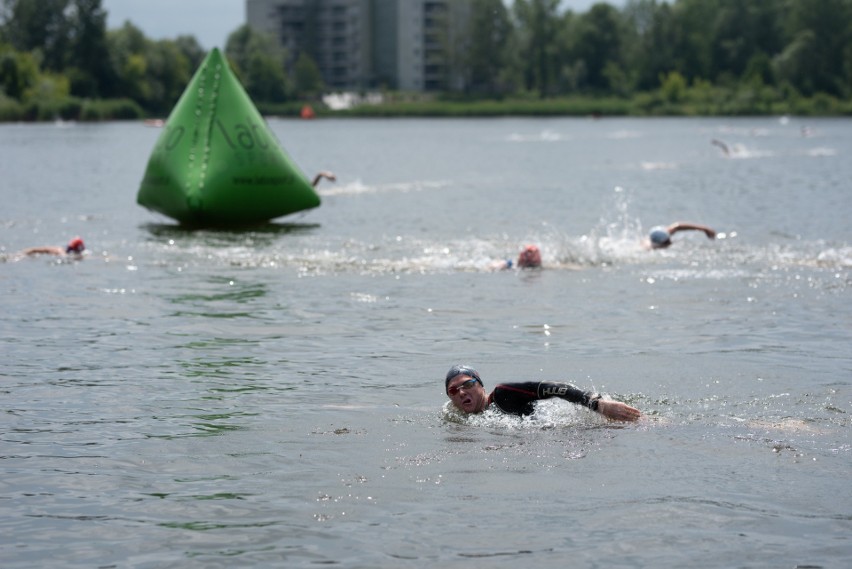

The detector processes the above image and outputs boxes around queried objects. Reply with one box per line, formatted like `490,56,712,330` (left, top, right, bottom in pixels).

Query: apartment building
245,0,471,92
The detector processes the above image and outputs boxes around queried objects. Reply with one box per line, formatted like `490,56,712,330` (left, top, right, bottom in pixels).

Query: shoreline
2,94,851,123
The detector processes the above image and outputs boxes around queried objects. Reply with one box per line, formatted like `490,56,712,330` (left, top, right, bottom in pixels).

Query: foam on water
103,211,850,288
505,130,567,142
316,179,451,197
441,398,624,431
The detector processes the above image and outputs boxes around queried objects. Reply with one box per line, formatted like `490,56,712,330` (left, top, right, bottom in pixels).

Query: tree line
1,0,850,121
462,0,851,99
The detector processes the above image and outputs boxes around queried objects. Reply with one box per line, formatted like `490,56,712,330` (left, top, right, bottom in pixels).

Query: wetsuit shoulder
491,382,541,416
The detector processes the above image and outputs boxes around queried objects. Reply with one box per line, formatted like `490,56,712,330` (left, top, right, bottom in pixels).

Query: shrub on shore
0,97,144,122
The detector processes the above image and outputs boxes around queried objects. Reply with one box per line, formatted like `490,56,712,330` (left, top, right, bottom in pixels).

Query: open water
1,116,850,568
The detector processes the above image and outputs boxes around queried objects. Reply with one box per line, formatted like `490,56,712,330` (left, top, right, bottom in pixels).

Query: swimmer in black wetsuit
444,364,641,422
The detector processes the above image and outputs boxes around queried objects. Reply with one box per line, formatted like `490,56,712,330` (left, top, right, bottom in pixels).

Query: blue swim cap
649,226,671,246
445,365,482,393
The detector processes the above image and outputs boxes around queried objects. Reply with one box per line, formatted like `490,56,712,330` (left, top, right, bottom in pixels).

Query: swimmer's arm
311,171,336,187
536,381,607,412
538,381,641,422
22,246,65,255
711,139,729,155
667,222,716,239
596,399,641,422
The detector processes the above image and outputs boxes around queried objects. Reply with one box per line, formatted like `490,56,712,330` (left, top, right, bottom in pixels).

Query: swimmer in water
492,244,542,270
444,364,641,421
22,236,86,257
312,171,337,188
645,222,716,250
711,139,730,156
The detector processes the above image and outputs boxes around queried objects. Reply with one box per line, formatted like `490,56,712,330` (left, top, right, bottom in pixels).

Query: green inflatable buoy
136,48,320,226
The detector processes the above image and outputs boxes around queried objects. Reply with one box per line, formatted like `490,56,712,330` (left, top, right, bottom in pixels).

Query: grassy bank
0,96,144,122
321,91,852,118
2,91,850,123
321,96,633,117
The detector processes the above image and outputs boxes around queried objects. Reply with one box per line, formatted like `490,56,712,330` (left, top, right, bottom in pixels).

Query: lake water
1,116,850,568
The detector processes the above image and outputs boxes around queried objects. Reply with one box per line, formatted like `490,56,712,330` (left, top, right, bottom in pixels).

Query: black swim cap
445,365,482,394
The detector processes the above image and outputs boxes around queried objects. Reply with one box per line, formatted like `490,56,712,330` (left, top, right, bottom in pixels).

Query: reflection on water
142,221,322,239
168,278,268,307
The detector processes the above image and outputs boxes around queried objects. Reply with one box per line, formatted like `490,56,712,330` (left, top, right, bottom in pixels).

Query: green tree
567,3,628,92
709,0,783,84
775,0,852,97
144,39,193,114
106,23,198,113
293,52,323,99
66,0,113,97
23,67,69,103
513,0,561,96
173,35,205,74
0,0,70,72
668,0,718,83
659,69,687,102
226,25,289,102
461,0,515,95
107,22,151,105
625,0,680,91
0,43,39,99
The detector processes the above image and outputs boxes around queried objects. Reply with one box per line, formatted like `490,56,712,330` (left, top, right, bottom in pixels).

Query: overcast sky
103,0,622,50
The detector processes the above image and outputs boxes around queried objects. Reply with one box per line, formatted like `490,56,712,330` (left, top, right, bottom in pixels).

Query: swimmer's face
447,374,489,414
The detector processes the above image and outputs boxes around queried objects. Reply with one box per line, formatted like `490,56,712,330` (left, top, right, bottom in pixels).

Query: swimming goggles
447,378,481,396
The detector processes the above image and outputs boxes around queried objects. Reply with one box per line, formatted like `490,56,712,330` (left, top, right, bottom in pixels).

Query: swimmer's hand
704,229,716,239
597,400,641,422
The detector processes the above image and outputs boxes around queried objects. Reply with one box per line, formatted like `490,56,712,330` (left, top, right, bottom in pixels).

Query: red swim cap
517,245,541,268
66,237,85,253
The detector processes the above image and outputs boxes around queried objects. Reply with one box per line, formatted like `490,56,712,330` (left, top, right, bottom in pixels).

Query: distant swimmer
312,171,336,188
444,364,641,421
711,139,730,156
492,244,542,270
22,236,86,257
646,222,716,250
